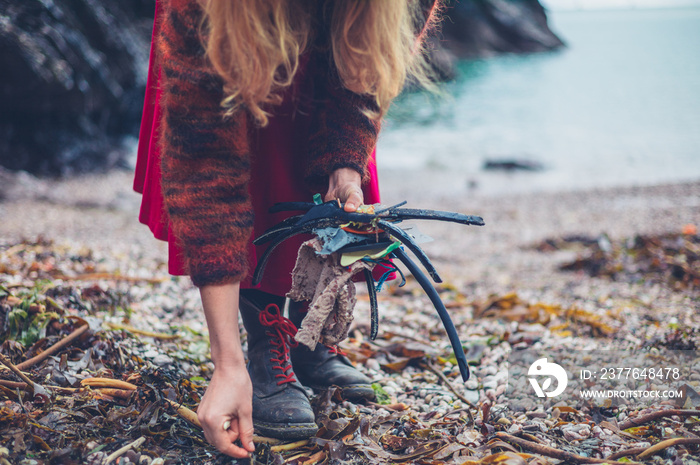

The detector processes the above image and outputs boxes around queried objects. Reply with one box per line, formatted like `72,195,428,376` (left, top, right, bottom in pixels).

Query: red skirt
133,4,383,295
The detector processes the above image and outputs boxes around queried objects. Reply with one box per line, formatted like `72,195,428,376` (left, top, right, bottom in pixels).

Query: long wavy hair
199,0,439,126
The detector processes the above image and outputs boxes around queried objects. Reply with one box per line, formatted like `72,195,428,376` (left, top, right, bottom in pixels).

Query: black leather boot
239,290,318,439
288,301,376,401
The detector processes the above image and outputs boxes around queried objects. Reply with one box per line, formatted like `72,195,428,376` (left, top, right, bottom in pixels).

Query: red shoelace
259,304,299,385
327,345,347,356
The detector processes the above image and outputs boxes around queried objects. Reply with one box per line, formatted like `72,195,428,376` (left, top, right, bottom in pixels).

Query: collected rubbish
253,198,485,382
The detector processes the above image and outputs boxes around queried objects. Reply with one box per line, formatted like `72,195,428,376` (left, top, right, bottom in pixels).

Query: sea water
377,7,700,196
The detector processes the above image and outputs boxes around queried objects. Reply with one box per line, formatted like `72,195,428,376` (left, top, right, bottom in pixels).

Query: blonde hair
199,0,438,126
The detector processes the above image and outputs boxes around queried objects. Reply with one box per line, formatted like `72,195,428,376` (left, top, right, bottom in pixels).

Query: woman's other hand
198,283,254,458
197,364,255,458
326,167,363,212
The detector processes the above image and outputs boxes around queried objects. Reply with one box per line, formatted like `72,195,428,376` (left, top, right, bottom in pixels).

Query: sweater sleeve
158,0,253,287
303,0,440,191
304,51,381,192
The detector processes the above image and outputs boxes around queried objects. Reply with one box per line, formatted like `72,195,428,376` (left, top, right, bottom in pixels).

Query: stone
463,389,480,405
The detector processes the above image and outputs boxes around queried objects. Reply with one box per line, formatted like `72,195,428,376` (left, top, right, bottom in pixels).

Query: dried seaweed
473,292,619,338
540,232,700,290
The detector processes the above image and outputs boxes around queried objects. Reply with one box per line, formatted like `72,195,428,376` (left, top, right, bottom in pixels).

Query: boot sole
253,420,319,440
340,384,377,401
307,383,376,401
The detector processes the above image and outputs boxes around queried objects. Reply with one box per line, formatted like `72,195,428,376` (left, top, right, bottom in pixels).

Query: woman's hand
325,167,363,212
198,283,255,458
197,364,254,458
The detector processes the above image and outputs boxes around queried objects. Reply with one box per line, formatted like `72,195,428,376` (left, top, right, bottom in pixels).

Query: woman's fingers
201,417,251,459
221,419,253,458
326,167,364,211
238,411,256,453
339,184,363,212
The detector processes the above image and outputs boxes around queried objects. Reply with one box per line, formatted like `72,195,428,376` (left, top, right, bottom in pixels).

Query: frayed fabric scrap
287,237,374,350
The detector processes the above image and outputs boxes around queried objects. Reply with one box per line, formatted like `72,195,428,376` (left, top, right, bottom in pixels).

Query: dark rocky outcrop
0,0,154,175
441,0,564,57
0,0,561,175
428,0,565,80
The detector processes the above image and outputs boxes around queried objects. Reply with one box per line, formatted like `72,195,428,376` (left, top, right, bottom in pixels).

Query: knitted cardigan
158,0,383,287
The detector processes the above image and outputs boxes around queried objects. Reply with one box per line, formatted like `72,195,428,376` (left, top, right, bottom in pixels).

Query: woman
134,0,438,458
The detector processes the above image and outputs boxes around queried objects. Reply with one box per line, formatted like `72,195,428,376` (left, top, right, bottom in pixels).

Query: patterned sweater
158,0,382,287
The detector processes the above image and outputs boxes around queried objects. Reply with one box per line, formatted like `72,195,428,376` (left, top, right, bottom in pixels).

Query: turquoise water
378,7,700,195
